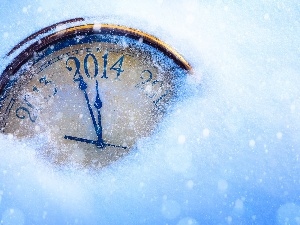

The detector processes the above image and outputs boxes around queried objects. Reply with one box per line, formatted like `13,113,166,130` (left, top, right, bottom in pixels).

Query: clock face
0,21,190,168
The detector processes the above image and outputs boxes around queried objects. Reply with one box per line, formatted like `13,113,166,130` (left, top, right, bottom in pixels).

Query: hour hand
64,135,127,149
94,80,102,109
94,80,103,142
64,135,97,145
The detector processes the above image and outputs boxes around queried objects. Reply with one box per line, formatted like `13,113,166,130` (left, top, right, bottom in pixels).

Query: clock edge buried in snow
0,19,192,168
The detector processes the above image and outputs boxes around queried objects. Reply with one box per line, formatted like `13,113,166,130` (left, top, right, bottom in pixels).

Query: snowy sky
0,1,300,225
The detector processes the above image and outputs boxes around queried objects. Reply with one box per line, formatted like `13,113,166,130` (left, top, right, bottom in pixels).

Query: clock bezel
0,18,192,93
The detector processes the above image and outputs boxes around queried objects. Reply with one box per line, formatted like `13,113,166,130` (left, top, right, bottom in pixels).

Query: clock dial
0,21,191,168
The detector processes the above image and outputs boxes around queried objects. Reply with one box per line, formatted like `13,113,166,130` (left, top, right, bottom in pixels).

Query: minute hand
76,75,99,137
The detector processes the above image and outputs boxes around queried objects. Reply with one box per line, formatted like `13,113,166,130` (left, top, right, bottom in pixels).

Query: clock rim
0,18,192,92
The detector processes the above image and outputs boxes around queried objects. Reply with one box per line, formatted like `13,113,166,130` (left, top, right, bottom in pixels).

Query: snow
1,0,300,224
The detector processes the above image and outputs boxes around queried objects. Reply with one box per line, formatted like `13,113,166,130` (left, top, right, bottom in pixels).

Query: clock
0,18,191,168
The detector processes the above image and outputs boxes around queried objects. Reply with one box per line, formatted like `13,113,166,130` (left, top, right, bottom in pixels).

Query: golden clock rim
0,18,192,92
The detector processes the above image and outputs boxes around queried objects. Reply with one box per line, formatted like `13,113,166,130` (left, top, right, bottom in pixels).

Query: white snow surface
1,0,300,224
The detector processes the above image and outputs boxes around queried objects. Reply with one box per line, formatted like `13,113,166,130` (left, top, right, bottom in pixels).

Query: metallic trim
1,18,192,91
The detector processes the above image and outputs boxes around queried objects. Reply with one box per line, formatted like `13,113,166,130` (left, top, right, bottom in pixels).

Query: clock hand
64,135,128,149
93,80,104,147
76,75,99,137
67,76,128,149
64,135,97,145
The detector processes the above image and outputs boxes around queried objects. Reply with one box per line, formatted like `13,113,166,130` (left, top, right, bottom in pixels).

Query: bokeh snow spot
276,132,283,140
234,199,244,211
186,180,194,190
161,199,181,220
249,139,256,148
178,135,186,144
177,217,199,225
202,128,210,137
3,32,8,38
218,179,228,192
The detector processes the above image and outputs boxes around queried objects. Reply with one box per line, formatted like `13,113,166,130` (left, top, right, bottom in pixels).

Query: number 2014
66,53,124,80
